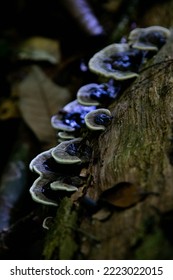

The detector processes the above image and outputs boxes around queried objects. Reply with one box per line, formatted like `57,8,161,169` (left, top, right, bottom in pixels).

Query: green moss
134,229,173,259
43,197,78,260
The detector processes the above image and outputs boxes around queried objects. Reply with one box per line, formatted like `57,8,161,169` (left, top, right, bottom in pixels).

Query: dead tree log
43,33,173,260
78,33,173,260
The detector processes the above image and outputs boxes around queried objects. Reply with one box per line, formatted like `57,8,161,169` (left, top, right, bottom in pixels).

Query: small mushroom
128,26,170,51
51,100,96,132
88,43,143,80
52,137,92,164
85,108,112,131
77,82,120,106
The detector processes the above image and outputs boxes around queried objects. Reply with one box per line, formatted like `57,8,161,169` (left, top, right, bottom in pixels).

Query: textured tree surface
43,34,173,259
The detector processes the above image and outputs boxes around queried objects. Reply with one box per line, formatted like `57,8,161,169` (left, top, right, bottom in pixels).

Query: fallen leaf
17,36,61,64
13,66,72,145
99,182,149,208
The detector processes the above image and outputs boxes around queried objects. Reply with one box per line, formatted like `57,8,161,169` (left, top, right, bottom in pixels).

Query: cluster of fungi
29,26,170,207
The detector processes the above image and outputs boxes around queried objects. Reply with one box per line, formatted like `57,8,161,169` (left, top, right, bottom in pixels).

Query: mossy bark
43,198,78,260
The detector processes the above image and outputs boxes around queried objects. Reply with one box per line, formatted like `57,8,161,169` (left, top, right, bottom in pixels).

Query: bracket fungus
29,149,59,206
29,25,169,208
29,177,58,206
85,108,112,131
29,148,56,176
88,43,143,80
77,81,120,106
52,137,92,164
128,26,170,51
29,147,86,205
51,99,96,132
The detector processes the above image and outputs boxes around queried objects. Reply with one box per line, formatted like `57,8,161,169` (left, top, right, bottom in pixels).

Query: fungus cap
51,114,76,132
85,108,112,131
51,138,83,164
77,82,119,106
51,100,96,132
29,177,58,206
128,26,170,51
58,131,75,140
50,180,78,191
88,43,140,80
29,148,55,175
77,83,101,106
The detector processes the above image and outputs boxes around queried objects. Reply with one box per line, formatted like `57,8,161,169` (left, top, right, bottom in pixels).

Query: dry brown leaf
14,66,72,145
99,182,148,208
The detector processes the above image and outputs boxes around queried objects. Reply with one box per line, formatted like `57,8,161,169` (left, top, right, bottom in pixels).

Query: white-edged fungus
85,108,112,131
88,43,143,80
58,131,75,140
29,177,58,206
29,148,55,175
29,145,86,205
51,99,96,132
42,216,53,230
77,83,100,106
52,137,92,164
50,180,78,191
128,26,170,51
77,82,120,106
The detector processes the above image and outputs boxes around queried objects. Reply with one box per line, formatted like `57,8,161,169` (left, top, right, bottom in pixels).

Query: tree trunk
43,34,173,260
78,35,173,259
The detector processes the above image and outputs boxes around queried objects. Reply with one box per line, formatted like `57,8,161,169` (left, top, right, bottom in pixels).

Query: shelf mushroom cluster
29,26,170,206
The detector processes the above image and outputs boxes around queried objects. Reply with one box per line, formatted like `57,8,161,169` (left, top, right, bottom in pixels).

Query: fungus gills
29,25,170,206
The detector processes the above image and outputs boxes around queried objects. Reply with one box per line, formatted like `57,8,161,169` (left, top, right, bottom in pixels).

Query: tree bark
43,34,173,260
78,33,173,260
